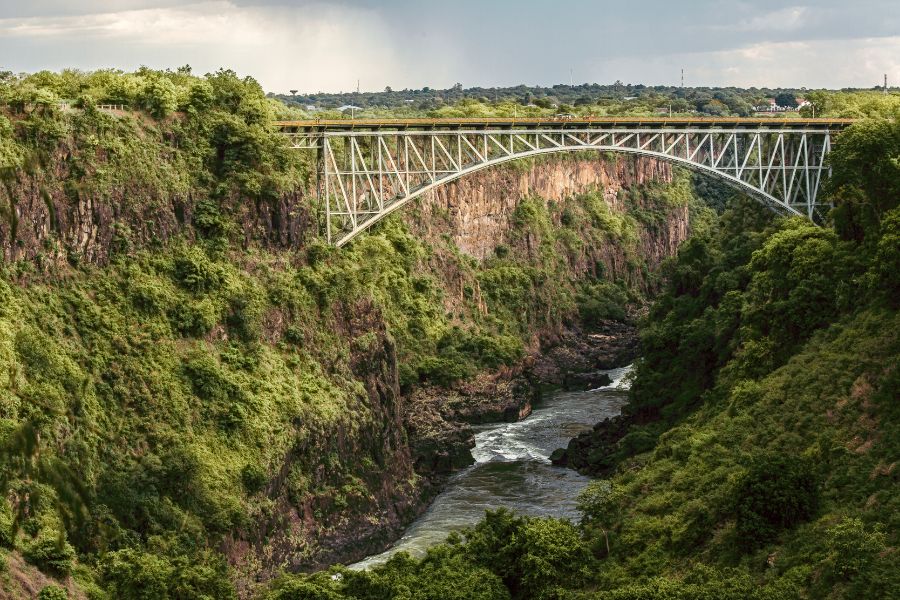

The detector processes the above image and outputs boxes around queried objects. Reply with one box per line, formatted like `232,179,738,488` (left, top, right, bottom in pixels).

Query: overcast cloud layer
1,0,898,93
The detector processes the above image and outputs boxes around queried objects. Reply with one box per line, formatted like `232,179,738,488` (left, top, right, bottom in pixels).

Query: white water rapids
350,365,632,569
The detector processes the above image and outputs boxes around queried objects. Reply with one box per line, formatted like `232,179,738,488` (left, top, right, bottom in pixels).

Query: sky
0,0,898,93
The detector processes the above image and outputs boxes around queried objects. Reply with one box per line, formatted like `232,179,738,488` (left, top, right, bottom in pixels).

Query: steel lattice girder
293,126,836,246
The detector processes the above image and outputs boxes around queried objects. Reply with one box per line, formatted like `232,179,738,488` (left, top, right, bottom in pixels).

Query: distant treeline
269,81,893,117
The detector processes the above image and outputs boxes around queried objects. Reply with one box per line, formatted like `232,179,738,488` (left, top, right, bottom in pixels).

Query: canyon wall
2,153,688,276
421,155,674,259
0,150,699,595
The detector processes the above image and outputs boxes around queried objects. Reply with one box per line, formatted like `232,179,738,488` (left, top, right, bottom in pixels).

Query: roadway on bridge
274,117,854,132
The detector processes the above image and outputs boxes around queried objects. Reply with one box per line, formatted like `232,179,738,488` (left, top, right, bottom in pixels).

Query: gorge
1,70,898,600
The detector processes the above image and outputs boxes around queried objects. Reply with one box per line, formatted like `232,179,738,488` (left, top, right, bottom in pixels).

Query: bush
0,509,13,549
577,281,628,325
241,463,268,495
23,535,76,576
264,579,344,600
870,207,900,304
170,298,219,336
824,517,886,580
101,547,237,600
226,288,265,341
733,453,820,548
173,246,224,293
415,355,473,387
37,586,68,600
462,509,591,600
138,76,178,118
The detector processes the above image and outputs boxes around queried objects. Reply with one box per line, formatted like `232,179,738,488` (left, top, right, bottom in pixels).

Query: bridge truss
279,119,849,246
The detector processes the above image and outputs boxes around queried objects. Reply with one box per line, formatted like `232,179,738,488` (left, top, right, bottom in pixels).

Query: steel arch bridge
275,118,854,247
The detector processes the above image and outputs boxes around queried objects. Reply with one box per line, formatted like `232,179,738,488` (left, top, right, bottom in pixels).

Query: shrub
173,246,224,293
462,509,591,600
241,463,268,495
23,535,76,576
415,355,473,387
870,207,900,304
577,281,628,325
141,77,178,118
264,578,344,600
733,453,820,549
824,517,887,580
577,480,623,555
182,350,240,404
170,298,219,336
517,518,592,598
193,197,232,240
0,509,13,549
226,287,265,341
37,586,68,600
101,547,237,600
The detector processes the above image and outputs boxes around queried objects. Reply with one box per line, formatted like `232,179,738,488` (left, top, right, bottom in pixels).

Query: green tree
142,76,178,118
577,479,623,555
870,207,900,303
37,586,69,600
825,117,900,241
0,421,88,540
774,92,797,108
733,453,819,549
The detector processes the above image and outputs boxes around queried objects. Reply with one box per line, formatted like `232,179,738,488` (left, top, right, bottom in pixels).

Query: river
350,364,632,569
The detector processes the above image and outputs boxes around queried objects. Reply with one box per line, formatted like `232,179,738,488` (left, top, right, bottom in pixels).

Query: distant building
337,105,362,112
752,98,803,113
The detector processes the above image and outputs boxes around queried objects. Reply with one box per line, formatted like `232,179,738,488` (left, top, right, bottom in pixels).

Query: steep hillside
256,113,900,600
0,69,708,598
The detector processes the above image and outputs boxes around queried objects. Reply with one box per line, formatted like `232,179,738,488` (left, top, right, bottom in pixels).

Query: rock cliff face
419,156,679,256
413,155,689,293
2,152,685,278
226,298,423,583
0,167,314,267
1,151,696,588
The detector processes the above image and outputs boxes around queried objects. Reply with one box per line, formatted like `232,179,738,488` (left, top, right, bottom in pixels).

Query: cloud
0,2,266,43
0,1,467,92
0,1,897,91
588,36,900,89
732,6,810,32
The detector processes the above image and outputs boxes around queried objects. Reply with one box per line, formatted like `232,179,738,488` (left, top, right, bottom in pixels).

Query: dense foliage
0,67,708,597
1,68,897,598
262,111,900,599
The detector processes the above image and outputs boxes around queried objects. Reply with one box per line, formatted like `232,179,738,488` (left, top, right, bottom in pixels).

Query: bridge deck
274,117,855,132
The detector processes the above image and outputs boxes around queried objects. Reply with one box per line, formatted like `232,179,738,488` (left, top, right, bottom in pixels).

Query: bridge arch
331,144,799,247
277,119,849,246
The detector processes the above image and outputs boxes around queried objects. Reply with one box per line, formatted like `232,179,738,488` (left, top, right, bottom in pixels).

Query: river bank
316,320,641,570
353,364,633,569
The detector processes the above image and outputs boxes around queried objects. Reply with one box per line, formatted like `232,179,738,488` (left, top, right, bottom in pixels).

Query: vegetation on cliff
5,67,895,599
261,107,900,599
0,68,701,597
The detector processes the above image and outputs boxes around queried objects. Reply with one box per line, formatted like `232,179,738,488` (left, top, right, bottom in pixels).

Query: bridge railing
277,119,850,246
